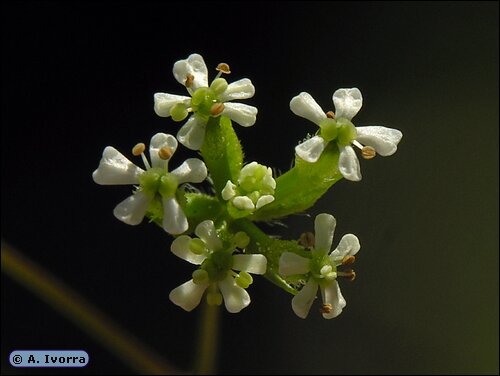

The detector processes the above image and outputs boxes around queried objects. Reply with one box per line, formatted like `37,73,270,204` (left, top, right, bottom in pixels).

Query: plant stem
194,300,220,374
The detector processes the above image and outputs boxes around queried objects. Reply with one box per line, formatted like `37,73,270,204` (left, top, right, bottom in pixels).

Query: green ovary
139,168,178,198
336,118,358,146
319,118,338,142
309,254,336,283
191,87,219,116
202,250,234,282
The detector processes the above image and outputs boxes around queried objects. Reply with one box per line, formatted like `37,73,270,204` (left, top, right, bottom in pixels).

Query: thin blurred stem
1,241,177,375
194,300,220,375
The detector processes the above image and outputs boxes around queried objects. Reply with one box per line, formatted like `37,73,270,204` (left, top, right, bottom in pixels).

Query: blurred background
2,1,498,374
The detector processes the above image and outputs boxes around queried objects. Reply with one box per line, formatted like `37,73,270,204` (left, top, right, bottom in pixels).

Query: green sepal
251,142,343,221
200,116,244,198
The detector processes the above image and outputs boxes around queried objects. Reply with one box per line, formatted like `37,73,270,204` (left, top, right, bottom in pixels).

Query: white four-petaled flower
92,133,207,235
154,53,258,150
169,220,267,313
291,88,403,181
279,213,360,319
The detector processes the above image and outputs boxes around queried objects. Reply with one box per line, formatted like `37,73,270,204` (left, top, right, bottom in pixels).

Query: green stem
194,300,220,375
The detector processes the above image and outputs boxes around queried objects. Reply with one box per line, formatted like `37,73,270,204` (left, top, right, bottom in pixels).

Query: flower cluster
93,53,403,318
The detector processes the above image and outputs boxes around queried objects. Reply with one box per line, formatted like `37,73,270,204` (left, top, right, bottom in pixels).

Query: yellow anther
158,147,174,160
216,62,231,74
210,102,225,116
339,269,356,282
132,143,146,156
342,255,356,266
361,146,376,160
299,232,315,249
185,73,195,88
326,111,335,119
320,303,333,314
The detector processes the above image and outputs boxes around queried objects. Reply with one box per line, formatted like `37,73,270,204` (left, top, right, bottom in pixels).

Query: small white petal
320,281,346,319
219,78,255,102
290,92,327,126
295,136,327,163
162,197,188,235
222,103,257,127
149,133,178,170
113,191,150,225
332,88,363,120
177,115,207,150
291,279,318,319
314,213,336,254
232,196,255,211
173,53,208,90
232,254,267,275
171,158,207,184
218,275,251,313
329,234,360,261
339,145,362,181
169,279,209,312
255,195,274,209
355,126,403,156
279,252,310,276
92,147,144,185
171,235,207,265
195,220,222,251
222,180,237,200
153,93,191,117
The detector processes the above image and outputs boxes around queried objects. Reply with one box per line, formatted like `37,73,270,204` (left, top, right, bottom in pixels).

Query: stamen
342,255,356,266
352,140,364,150
320,303,333,314
217,63,231,74
210,102,225,116
326,111,335,119
158,147,174,160
184,73,195,88
132,143,146,156
338,269,356,281
361,146,377,160
298,232,315,248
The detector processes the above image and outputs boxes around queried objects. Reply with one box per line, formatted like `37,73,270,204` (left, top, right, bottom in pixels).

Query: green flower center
202,249,234,282
309,254,337,285
318,117,357,146
139,168,178,198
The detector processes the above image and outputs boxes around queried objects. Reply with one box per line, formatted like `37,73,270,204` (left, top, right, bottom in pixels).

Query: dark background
2,1,498,374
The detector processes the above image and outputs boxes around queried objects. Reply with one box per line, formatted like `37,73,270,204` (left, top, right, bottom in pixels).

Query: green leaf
200,116,243,198
251,142,343,221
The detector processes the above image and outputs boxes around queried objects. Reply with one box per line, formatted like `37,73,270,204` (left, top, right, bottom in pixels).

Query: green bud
158,173,178,197
189,238,206,255
210,78,228,96
192,269,209,285
233,232,250,248
319,118,338,142
337,118,358,146
170,103,189,122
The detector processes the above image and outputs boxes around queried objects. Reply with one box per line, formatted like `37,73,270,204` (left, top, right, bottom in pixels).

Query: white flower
154,53,258,150
291,88,403,181
169,220,267,313
92,133,207,235
222,162,276,213
279,213,360,319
